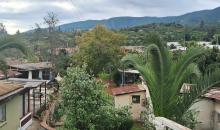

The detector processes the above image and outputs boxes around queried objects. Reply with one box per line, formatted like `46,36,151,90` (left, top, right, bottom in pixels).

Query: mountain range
58,7,220,31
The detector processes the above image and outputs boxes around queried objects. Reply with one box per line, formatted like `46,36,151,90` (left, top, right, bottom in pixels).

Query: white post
39,70,43,80
28,71,32,79
49,71,53,80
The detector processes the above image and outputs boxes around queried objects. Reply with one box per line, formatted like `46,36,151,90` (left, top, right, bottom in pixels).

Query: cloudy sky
0,0,220,34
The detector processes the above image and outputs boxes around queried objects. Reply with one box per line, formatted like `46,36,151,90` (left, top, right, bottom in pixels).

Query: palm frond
0,36,29,56
121,34,220,126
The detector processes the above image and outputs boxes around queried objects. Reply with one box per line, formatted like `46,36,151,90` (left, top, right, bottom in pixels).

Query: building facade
111,85,146,120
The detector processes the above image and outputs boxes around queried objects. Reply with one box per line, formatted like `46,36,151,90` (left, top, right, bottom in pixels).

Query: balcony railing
154,117,191,130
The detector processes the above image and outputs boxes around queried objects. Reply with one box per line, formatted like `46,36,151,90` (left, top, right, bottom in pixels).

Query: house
206,45,220,49
196,41,220,50
180,83,195,93
0,79,49,130
121,46,145,53
106,69,191,129
0,81,31,130
190,88,220,130
118,69,140,85
178,83,220,130
167,42,187,51
110,84,147,120
109,80,192,130
9,62,53,80
0,70,22,80
197,41,211,46
167,42,180,47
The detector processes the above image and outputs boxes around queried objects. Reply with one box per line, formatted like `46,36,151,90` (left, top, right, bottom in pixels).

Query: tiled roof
0,70,22,79
6,59,24,65
8,78,49,88
204,88,220,101
0,81,23,96
111,85,145,96
10,62,52,71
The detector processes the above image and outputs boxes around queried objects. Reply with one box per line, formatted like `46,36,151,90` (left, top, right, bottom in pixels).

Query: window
42,70,51,80
132,95,140,104
0,104,6,122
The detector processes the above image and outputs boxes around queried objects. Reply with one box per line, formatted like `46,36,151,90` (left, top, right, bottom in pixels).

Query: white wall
114,91,146,120
213,100,220,130
190,99,214,130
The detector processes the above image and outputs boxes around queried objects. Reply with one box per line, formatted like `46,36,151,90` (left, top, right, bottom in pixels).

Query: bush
60,66,132,130
36,103,47,118
118,118,133,130
98,72,110,80
180,110,199,129
112,70,122,86
95,106,133,130
53,103,63,122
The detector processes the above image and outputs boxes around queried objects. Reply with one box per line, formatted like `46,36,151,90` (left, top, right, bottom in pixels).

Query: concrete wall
214,100,220,130
154,117,191,130
114,91,146,120
190,99,214,130
0,95,23,130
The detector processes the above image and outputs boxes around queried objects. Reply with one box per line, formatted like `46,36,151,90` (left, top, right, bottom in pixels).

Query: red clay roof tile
111,85,145,96
204,89,220,101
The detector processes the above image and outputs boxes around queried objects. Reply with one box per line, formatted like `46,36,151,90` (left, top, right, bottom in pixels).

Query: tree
184,33,191,41
44,12,59,33
0,23,7,35
213,34,220,45
170,44,176,49
0,36,29,75
54,49,71,76
197,47,220,74
43,12,60,52
74,25,126,75
204,27,216,41
43,12,61,76
199,20,205,30
35,23,42,33
16,30,20,35
122,33,220,127
0,36,28,55
60,66,133,130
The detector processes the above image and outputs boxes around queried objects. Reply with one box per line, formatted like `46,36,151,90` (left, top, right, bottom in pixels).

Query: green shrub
180,110,199,129
112,70,122,86
53,103,63,122
98,72,110,80
60,66,132,130
36,103,47,118
118,118,133,130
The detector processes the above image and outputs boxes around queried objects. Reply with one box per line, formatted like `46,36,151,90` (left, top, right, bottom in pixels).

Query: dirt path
40,101,56,130
27,119,45,130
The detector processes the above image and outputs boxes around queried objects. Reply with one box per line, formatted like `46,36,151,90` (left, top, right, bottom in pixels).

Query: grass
131,122,144,130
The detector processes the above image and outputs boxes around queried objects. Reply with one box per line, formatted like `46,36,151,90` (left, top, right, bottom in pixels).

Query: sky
0,0,220,34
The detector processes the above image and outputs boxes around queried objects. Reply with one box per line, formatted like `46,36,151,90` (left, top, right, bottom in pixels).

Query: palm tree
0,36,29,78
122,34,220,126
0,36,28,54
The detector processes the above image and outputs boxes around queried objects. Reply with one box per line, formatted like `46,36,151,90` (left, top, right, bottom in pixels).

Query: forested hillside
58,7,220,31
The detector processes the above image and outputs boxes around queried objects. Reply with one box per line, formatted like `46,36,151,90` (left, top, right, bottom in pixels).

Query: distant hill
58,7,220,31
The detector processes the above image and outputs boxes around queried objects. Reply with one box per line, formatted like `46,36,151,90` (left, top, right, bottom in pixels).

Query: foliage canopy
74,25,126,75
60,66,133,130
